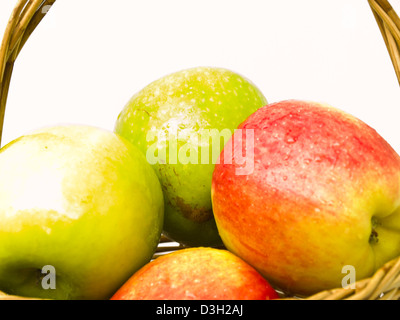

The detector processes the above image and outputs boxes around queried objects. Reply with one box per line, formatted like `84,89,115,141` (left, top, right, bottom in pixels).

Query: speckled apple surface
114,67,268,247
0,125,164,300
211,100,400,295
111,247,279,300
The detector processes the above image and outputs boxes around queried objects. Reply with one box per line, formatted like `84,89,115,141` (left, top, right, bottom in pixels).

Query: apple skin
211,100,400,296
0,125,164,300
110,247,279,300
114,66,268,247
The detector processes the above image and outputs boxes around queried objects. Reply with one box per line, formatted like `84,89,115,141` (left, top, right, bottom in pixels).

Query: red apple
110,247,279,300
211,100,400,296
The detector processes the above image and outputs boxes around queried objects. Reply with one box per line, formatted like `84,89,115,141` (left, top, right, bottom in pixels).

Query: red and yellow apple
211,100,400,295
110,247,279,300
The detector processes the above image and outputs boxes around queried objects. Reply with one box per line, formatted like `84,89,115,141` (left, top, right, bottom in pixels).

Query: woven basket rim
0,0,399,300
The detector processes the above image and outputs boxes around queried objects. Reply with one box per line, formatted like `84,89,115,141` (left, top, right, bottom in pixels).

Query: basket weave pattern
0,0,399,300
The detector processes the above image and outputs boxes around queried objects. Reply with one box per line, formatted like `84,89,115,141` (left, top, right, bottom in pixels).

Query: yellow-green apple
0,125,164,300
211,100,400,295
110,247,279,300
114,66,268,247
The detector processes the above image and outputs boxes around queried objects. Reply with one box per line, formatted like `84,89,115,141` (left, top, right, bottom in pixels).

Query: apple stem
0,1,56,147
369,217,380,245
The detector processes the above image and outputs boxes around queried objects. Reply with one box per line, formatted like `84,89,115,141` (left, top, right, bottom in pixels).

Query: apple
114,66,268,247
0,125,164,300
211,100,400,296
110,247,279,300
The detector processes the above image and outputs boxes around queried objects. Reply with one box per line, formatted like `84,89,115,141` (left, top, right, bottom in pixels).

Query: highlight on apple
146,128,255,175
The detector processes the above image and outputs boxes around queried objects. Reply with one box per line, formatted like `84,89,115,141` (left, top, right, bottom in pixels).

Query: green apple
114,66,267,246
0,125,164,300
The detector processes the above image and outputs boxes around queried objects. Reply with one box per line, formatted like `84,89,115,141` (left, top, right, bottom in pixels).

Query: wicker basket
0,0,399,301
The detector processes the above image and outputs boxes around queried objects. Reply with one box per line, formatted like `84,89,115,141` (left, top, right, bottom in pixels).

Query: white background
0,1,399,152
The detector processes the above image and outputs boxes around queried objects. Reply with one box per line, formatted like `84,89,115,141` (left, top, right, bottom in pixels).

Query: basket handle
0,0,399,148
0,0,56,147
368,0,400,85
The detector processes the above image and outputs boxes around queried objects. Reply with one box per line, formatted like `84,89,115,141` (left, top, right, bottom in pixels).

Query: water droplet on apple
263,161,271,170
286,136,297,144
